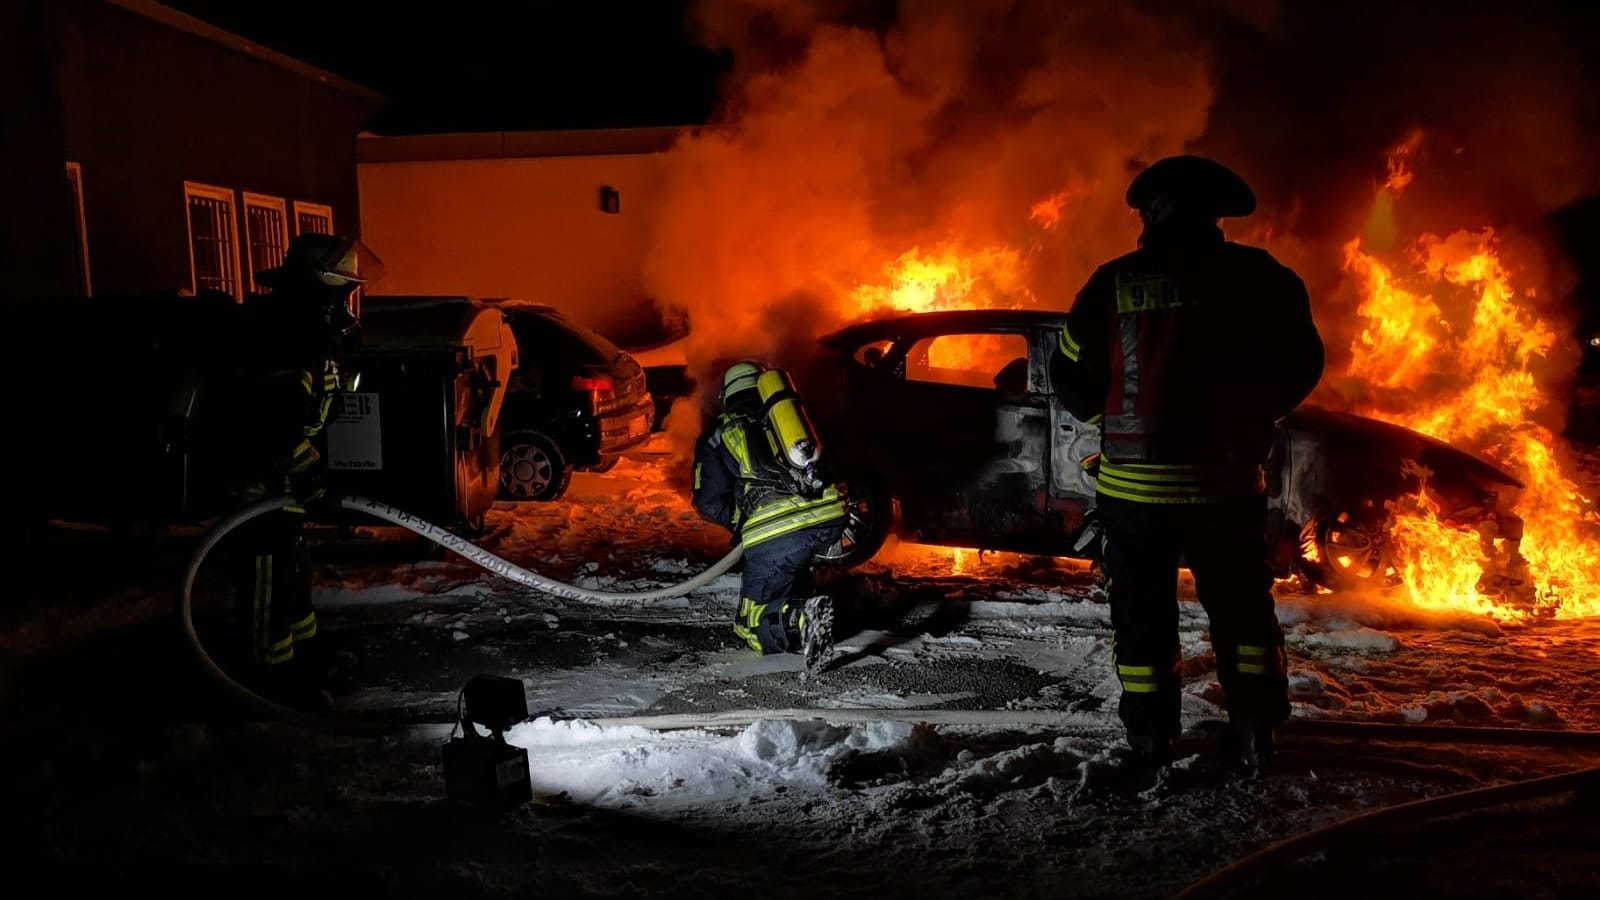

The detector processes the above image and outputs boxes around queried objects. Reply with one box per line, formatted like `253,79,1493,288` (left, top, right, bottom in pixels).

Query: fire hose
177,493,742,736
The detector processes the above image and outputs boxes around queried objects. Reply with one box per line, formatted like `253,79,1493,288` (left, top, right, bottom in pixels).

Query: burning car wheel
814,475,893,568
1296,506,1400,592
500,432,571,502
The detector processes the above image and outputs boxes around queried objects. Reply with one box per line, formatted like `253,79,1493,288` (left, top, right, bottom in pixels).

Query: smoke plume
642,0,1600,465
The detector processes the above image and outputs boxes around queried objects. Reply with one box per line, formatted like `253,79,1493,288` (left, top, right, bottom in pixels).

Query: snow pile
1286,623,1401,654
505,717,926,810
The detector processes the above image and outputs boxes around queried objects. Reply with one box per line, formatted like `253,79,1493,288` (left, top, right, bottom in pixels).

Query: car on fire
805,309,1527,591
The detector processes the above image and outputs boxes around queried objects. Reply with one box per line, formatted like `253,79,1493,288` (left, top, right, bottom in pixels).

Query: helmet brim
1126,156,1257,219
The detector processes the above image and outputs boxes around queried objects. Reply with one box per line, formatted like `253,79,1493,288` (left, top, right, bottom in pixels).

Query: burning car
806,309,1526,592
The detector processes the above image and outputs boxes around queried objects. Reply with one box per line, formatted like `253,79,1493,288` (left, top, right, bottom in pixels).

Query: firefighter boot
800,596,835,674
1221,715,1276,773
1127,733,1172,769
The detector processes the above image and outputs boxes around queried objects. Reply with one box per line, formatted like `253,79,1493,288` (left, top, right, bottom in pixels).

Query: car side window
902,332,1031,391
852,339,894,369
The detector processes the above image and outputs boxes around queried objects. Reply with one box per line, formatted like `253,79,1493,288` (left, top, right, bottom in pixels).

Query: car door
875,327,1056,551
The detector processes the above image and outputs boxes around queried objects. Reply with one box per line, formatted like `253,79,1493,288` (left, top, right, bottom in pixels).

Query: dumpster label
326,392,383,471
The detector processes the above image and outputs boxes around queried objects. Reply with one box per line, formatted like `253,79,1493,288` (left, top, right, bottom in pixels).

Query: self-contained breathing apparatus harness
713,365,830,532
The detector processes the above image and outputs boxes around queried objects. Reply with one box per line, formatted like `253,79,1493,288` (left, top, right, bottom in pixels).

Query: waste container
324,296,518,532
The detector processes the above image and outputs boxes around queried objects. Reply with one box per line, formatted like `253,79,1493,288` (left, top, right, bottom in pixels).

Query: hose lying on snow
178,494,742,736
181,497,1600,758
340,495,744,604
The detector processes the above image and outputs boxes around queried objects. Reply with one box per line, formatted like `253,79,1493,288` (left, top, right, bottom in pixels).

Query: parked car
479,300,654,501
802,309,1525,591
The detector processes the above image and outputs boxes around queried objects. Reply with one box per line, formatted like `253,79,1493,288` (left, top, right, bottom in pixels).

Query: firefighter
1050,156,1325,769
226,232,376,703
692,361,848,661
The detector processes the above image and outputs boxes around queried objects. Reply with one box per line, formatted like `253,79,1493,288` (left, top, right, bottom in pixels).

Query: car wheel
500,432,572,502
813,474,893,568
1295,505,1400,592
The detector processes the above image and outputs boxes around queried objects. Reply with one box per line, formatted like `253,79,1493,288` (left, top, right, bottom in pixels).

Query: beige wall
357,152,666,339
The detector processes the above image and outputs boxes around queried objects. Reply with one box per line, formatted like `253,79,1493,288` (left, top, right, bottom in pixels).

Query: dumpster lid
358,295,510,353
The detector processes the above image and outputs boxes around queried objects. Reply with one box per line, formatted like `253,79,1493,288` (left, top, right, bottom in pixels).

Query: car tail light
571,374,616,410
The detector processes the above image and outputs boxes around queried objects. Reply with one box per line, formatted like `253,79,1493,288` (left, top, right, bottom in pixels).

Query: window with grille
65,162,91,295
242,193,288,294
293,200,333,236
184,182,239,300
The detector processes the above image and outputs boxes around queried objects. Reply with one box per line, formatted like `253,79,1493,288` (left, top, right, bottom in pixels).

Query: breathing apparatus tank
756,367,825,496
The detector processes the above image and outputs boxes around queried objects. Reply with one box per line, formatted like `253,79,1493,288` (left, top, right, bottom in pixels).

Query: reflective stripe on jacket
691,412,845,547
1049,228,1325,504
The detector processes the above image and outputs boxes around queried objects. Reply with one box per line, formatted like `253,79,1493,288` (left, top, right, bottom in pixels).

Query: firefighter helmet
256,233,384,290
721,361,764,404
1126,155,1256,219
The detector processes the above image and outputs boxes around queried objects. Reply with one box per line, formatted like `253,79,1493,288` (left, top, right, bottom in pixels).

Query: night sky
162,0,730,133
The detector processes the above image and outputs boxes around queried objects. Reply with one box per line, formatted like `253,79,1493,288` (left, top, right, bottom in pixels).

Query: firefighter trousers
734,520,847,654
1097,493,1289,741
232,511,319,671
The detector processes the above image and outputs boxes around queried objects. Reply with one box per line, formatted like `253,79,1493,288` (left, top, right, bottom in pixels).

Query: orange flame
1342,148,1600,619
850,244,1032,316
849,244,1033,374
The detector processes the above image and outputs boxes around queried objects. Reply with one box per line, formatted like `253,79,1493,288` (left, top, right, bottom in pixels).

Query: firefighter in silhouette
227,233,378,703
692,361,848,667
1050,156,1325,769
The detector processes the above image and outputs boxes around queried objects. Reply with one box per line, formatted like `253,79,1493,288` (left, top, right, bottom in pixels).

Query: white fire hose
177,494,742,736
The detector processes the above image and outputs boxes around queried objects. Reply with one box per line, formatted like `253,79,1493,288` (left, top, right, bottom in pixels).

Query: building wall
52,0,379,297
0,0,82,301
357,152,668,342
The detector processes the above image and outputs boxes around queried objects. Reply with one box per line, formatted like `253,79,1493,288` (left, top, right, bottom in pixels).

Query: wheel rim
501,442,553,498
1308,510,1398,585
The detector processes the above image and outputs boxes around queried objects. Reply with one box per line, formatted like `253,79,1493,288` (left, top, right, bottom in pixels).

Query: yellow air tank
756,368,822,476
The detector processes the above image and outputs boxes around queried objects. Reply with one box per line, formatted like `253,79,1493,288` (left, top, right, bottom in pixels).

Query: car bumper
596,393,655,456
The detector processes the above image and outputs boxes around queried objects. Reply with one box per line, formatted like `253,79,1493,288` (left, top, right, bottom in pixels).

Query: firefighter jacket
692,411,847,548
1050,225,1324,504
229,286,353,500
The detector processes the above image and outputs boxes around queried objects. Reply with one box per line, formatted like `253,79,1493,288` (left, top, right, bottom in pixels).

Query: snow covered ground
6,449,1600,897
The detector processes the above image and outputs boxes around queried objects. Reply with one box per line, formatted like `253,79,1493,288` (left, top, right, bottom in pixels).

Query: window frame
292,200,334,236
895,329,1035,393
65,162,92,296
241,192,290,295
183,180,242,301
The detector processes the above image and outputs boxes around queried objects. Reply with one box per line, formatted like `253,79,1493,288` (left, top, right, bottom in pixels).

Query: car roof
818,308,1068,348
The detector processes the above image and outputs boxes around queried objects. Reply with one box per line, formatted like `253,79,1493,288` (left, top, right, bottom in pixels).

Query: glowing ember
1341,139,1600,619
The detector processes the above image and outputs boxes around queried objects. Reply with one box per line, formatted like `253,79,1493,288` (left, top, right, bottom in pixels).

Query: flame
1384,128,1426,193
1341,145,1600,619
1030,192,1069,230
849,244,1034,374
850,244,1031,316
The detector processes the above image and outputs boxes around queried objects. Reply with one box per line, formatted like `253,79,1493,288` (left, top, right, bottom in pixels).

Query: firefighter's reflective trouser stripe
717,419,847,547
1236,644,1273,675
734,521,847,654
252,552,319,666
1096,462,1265,505
1098,494,1290,740
1116,663,1162,694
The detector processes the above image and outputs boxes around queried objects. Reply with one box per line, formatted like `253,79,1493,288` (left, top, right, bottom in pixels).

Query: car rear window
521,312,623,364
